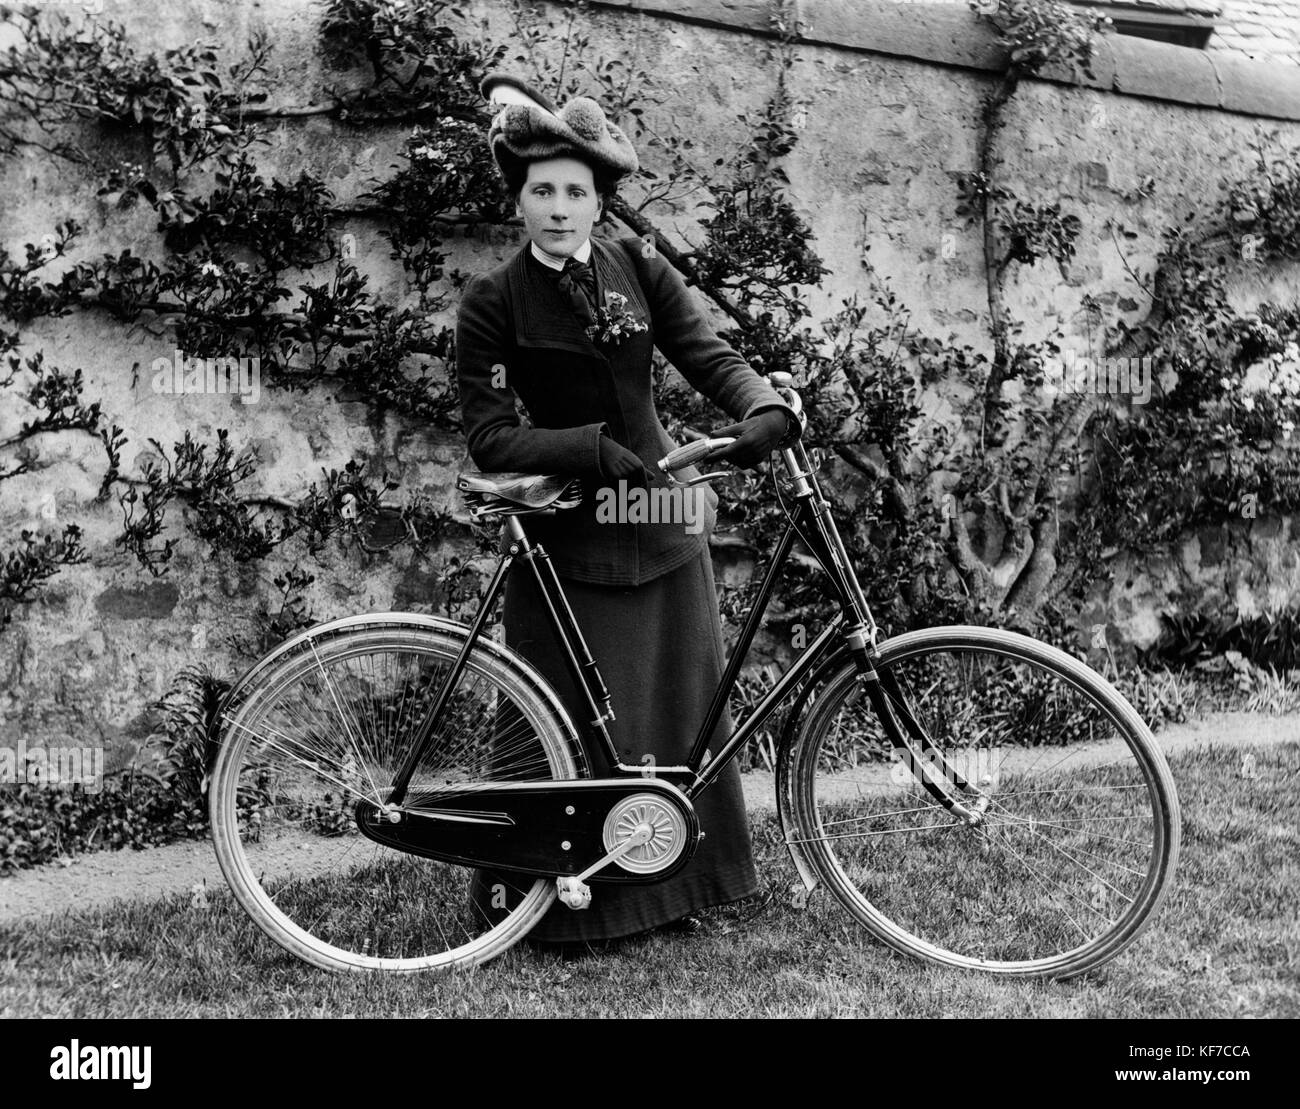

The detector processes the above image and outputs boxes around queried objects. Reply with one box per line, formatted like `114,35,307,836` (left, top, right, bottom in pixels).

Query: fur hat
480,73,639,188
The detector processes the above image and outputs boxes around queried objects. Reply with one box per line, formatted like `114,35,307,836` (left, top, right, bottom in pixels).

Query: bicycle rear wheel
784,626,1180,979
210,615,580,973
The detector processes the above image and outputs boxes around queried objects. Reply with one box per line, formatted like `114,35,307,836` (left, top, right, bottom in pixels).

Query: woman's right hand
597,435,655,488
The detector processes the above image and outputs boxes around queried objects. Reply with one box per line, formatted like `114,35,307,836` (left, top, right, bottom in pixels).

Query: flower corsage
584,290,648,347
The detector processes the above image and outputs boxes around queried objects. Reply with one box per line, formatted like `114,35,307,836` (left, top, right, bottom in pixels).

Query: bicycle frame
388,437,983,820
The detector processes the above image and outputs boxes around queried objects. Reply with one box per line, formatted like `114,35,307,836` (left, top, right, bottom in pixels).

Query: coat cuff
742,401,800,448
592,423,612,479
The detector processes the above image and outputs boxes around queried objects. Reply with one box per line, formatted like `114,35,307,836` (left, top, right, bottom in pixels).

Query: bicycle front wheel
785,626,1180,979
210,615,581,973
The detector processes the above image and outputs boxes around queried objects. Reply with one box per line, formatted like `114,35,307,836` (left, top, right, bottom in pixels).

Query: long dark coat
455,234,795,585
455,234,794,940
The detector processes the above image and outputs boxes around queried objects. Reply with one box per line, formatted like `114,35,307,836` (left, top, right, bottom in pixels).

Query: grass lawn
1,742,1296,1018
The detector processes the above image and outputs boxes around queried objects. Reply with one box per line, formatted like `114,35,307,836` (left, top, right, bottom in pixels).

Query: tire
210,615,581,973
783,626,1180,979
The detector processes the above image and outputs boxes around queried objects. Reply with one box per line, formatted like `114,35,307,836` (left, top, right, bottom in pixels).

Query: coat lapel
592,237,651,333
506,237,650,360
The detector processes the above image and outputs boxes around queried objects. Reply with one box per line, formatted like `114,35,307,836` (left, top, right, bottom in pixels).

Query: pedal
556,876,592,910
554,820,656,909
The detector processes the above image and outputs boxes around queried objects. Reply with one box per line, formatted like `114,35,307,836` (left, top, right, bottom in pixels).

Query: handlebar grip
658,436,736,474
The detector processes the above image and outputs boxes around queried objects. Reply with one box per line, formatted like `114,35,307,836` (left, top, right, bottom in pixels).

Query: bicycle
209,374,1180,979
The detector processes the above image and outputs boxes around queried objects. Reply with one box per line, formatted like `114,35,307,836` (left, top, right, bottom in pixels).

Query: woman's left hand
709,409,789,469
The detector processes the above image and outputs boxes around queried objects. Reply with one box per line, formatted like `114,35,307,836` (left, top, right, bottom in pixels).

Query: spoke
986,813,1149,877
1028,749,1142,783
788,819,964,844
392,653,433,772
991,784,1146,799
999,818,1140,898
308,639,382,803
279,841,375,941
980,824,1092,945
818,801,947,829
987,822,1119,925
425,861,455,953
983,811,1154,849
222,714,380,807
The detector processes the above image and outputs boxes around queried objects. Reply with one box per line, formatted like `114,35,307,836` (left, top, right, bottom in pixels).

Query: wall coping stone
585,0,1300,121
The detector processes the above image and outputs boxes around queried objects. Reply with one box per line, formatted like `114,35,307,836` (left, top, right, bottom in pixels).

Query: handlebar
656,373,805,487
658,436,736,473
657,437,736,487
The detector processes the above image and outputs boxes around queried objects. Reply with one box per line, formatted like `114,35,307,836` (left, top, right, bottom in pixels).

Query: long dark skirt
470,544,759,943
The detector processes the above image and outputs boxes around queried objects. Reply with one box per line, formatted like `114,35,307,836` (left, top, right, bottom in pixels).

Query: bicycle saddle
457,470,583,515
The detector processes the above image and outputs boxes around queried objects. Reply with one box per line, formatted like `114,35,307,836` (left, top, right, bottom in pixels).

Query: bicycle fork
777,441,988,823
856,663,991,823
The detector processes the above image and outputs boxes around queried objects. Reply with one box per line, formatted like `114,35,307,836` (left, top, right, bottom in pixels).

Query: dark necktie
556,256,597,327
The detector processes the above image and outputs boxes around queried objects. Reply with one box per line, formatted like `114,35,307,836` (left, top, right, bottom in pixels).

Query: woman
456,77,797,943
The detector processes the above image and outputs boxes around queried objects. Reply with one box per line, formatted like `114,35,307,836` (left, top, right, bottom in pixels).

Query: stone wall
1,0,1299,762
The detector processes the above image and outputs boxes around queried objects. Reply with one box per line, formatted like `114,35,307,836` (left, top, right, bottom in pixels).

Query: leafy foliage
159,152,337,272
320,0,505,105
368,120,514,300
0,525,87,627
972,0,1114,82
149,663,232,806
244,567,317,658
0,3,266,174
1143,606,1300,674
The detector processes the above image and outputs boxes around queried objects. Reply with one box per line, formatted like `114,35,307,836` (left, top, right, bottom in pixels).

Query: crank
556,822,655,910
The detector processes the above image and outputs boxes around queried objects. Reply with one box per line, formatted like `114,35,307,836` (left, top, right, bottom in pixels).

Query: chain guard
356,777,699,883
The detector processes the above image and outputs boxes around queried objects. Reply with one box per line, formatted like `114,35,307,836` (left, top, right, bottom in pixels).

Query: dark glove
597,435,654,488
709,409,790,469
